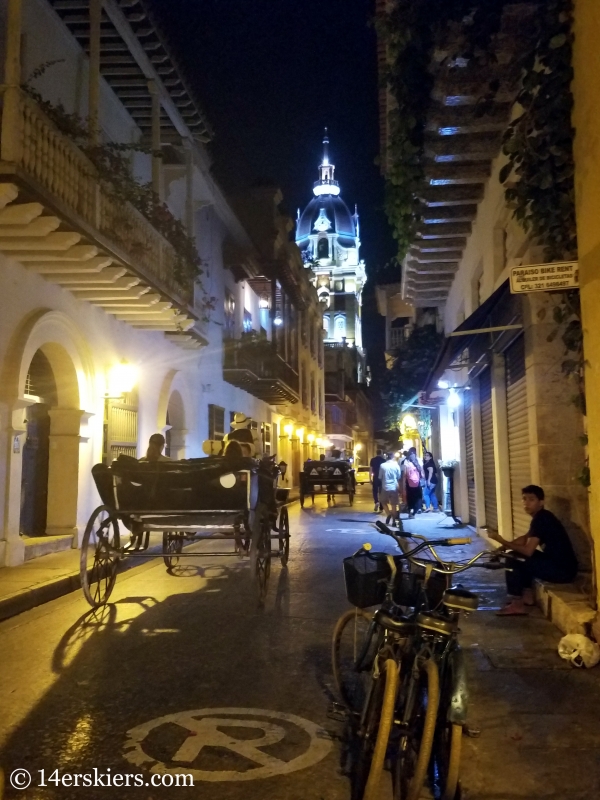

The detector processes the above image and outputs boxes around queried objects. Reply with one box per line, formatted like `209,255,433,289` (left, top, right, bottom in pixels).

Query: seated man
489,484,578,616
139,433,171,462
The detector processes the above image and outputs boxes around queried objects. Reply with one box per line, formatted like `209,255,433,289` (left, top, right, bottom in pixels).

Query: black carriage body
82,454,290,609
302,459,354,490
92,454,259,524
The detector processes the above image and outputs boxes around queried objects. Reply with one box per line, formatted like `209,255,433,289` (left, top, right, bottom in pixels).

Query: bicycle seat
416,612,456,636
374,608,415,636
442,587,479,612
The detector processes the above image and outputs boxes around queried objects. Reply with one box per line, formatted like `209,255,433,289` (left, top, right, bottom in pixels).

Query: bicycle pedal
463,724,481,738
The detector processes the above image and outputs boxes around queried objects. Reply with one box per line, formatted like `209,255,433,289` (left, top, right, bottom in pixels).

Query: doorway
20,350,58,536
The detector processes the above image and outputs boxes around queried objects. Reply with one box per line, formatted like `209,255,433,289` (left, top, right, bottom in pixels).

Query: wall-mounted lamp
259,293,270,310
354,443,362,452
307,434,315,443
283,424,293,437
106,360,137,399
447,388,461,409
273,315,283,326
316,437,323,447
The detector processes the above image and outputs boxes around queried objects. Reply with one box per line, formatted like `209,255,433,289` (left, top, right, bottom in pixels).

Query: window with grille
104,392,138,464
262,423,271,455
209,404,225,441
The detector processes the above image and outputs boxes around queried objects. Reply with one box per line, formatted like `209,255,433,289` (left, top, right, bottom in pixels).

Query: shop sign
510,261,579,294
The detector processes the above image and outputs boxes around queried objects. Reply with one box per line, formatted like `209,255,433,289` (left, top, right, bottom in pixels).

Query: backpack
406,460,421,488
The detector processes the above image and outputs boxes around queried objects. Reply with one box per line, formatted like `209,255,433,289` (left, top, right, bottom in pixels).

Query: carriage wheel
278,506,290,567
250,511,271,603
163,532,184,572
81,505,121,607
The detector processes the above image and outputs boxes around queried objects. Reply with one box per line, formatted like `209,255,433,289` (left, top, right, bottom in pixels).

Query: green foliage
378,0,576,264
501,0,576,261
23,69,207,295
383,324,444,426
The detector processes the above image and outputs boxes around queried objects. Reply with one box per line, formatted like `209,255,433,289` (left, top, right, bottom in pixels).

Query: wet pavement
0,487,599,799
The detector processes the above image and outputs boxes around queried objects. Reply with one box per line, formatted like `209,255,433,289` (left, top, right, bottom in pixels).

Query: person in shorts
378,453,403,526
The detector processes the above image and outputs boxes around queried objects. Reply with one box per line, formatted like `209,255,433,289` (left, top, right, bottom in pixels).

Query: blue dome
296,195,356,250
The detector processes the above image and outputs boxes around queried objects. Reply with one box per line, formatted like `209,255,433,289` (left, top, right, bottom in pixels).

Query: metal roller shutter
506,336,530,537
480,369,498,530
464,389,476,526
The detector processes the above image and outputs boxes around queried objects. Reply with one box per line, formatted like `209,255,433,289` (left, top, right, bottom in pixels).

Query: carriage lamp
278,461,288,478
106,360,137,399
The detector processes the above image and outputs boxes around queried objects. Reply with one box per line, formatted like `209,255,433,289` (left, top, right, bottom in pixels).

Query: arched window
334,314,346,340
317,237,329,259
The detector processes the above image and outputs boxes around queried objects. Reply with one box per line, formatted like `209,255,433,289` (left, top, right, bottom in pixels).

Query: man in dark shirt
489,484,578,616
370,450,386,512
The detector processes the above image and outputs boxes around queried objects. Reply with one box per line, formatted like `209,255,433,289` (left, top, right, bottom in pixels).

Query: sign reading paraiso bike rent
510,261,579,294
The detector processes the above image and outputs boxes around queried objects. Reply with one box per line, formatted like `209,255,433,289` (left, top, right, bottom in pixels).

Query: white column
470,376,486,530
46,409,85,538
491,352,513,539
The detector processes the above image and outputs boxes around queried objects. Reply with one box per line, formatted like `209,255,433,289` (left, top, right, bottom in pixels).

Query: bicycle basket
343,552,390,608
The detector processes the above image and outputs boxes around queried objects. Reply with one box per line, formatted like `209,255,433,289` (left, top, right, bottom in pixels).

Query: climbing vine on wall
378,0,576,264
500,0,576,261
23,63,207,295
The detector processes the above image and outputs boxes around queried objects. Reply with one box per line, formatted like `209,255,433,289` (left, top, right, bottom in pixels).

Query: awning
424,280,523,392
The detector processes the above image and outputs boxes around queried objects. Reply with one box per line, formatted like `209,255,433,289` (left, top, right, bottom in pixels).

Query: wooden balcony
223,339,299,405
0,88,202,347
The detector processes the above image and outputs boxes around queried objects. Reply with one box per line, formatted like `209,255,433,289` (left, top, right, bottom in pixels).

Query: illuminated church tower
295,130,367,351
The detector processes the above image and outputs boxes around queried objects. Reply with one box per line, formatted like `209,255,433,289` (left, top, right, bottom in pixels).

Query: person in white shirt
378,453,403,527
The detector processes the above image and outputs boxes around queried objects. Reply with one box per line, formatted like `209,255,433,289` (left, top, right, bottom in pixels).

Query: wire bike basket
343,552,424,609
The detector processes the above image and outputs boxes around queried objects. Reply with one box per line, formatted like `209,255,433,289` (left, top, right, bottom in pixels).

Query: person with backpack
405,452,423,518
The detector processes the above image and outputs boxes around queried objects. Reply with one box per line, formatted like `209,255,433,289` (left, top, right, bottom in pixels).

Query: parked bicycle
332,521,501,800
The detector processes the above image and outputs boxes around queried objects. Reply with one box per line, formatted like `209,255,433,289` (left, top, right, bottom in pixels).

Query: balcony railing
1,88,193,307
223,339,299,405
326,421,353,438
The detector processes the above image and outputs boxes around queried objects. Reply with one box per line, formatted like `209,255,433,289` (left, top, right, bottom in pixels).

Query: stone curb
0,495,301,623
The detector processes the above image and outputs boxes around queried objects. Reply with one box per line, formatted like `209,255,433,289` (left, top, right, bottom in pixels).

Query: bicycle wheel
250,513,271,603
363,658,399,800
352,666,385,800
163,532,184,572
332,608,379,711
392,658,440,800
278,505,290,566
436,723,462,800
81,505,120,607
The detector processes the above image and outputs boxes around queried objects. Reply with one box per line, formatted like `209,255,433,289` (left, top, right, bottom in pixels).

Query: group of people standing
369,448,441,526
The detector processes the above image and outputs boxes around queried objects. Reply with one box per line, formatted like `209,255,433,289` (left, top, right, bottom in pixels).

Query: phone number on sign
9,768,193,790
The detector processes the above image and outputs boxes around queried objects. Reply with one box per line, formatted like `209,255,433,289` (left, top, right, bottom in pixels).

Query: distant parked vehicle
355,466,371,485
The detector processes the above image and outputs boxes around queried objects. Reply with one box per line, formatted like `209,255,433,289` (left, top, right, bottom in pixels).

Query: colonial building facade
0,0,324,567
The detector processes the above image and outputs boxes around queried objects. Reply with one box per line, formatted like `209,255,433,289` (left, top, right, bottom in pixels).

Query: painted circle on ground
123,707,332,782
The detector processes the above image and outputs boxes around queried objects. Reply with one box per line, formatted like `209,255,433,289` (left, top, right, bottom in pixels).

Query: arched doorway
20,350,58,535
165,390,186,459
18,341,82,540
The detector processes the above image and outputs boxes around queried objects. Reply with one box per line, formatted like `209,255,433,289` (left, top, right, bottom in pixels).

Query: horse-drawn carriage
299,458,356,507
80,453,290,607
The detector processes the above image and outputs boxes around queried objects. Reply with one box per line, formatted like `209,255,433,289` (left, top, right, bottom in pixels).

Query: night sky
150,0,393,395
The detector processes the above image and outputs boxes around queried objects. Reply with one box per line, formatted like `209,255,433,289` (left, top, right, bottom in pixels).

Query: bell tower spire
314,128,340,197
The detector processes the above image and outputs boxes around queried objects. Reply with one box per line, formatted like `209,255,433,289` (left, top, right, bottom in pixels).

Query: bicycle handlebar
374,520,471,547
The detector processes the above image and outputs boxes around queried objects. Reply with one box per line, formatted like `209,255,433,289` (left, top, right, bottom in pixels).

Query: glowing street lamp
106,360,137,398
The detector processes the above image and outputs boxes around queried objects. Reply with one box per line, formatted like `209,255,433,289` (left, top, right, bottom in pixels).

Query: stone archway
2,311,91,565
157,371,192,460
